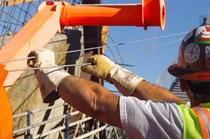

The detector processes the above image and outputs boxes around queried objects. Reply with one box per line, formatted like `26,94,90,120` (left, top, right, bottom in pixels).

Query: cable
106,34,125,67
56,31,187,55
6,38,181,72
0,31,187,64
0,56,35,64
111,32,187,46
112,38,182,60
7,63,91,72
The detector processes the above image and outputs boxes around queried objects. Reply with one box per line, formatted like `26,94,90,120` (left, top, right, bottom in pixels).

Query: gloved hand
81,55,145,96
81,55,116,82
27,48,69,103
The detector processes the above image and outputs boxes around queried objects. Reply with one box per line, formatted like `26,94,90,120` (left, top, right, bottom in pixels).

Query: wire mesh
0,0,80,48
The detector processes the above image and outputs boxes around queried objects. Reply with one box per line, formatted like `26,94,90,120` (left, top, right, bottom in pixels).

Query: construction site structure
0,0,166,138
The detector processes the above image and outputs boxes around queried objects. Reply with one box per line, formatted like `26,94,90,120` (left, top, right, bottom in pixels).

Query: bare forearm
57,76,122,128
132,80,187,104
57,76,95,114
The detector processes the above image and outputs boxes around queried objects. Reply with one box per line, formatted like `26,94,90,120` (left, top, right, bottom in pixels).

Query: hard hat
168,25,210,81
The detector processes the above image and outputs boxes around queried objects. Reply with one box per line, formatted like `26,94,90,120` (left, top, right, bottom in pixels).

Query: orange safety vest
192,106,210,139
0,64,13,139
178,103,210,139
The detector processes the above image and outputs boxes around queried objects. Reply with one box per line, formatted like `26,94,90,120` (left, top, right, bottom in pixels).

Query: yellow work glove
81,55,116,82
27,48,69,103
81,55,145,96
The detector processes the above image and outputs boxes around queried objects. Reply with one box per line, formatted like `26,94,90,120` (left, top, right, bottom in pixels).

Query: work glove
27,48,69,103
81,55,145,96
81,55,115,82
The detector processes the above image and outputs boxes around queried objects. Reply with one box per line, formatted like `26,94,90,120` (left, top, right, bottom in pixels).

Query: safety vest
178,103,210,139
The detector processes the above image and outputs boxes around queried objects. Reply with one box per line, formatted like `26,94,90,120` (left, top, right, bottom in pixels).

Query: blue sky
102,0,209,87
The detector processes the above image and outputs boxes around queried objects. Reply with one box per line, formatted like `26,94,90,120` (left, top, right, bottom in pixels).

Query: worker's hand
27,48,55,67
27,48,69,103
81,55,145,96
81,55,117,82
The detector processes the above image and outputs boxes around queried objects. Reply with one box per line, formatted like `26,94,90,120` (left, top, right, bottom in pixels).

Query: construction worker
27,25,210,139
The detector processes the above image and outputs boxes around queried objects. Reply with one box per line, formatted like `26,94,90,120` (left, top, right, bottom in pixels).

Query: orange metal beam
0,2,63,88
0,0,166,88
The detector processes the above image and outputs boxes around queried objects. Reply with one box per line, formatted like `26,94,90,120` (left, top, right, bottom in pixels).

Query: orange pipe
60,0,166,30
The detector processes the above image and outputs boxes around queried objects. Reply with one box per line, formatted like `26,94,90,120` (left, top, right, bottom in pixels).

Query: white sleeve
119,96,183,139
